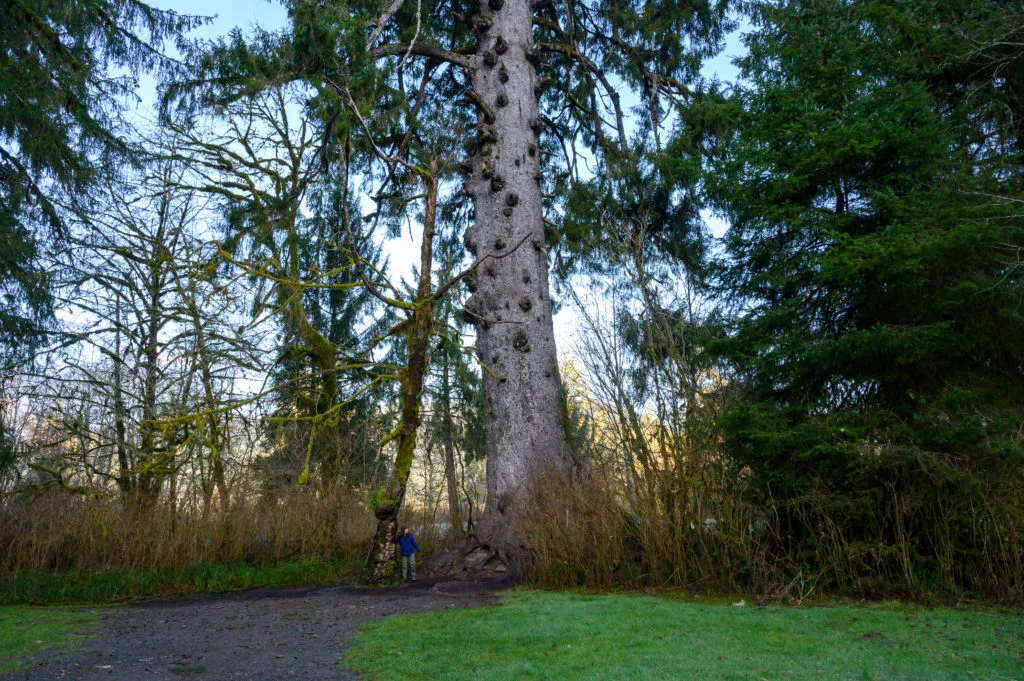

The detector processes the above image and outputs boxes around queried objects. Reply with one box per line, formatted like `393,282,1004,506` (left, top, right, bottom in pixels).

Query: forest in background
1,0,1022,602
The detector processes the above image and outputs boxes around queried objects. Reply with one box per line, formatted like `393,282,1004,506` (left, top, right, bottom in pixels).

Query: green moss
366,488,397,516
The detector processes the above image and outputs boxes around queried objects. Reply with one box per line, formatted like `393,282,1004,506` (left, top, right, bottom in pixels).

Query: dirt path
3,579,507,681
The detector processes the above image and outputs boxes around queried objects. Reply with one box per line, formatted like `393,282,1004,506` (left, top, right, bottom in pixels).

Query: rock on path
3,579,506,681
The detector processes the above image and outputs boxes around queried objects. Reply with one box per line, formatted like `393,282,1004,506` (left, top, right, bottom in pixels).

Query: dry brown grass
512,466,629,588
513,462,767,592
513,460,1024,603
0,482,375,577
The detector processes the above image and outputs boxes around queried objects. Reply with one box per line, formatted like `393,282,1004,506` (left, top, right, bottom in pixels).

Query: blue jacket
397,533,420,556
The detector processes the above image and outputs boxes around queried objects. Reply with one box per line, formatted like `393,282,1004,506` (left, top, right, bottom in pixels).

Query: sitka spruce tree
709,0,1024,594
169,0,729,574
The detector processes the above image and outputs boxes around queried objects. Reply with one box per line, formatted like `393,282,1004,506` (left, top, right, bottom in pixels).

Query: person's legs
409,554,416,580
401,555,409,580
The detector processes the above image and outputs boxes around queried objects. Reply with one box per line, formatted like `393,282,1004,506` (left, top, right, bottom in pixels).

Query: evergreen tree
305,173,398,481
264,173,396,489
421,225,487,536
0,0,203,361
709,0,1024,587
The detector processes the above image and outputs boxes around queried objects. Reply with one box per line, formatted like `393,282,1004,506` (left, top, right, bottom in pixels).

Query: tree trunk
464,0,572,560
136,239,165,504
365,170,439,583
283,206,341,484
171,259,231,516
440,350,463,536
198,348,229,514
112,298,132,494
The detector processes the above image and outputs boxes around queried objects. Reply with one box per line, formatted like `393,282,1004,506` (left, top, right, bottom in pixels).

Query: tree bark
112,297,132,494
136,232,166,504
282,200,343,484
365,169,439,583
439,345,463,536
193,312,230,515
464,0,572,558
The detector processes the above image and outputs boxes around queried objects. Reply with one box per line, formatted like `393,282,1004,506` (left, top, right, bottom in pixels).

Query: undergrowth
513,464,1024,605
0,557,357,605
0,482,375,604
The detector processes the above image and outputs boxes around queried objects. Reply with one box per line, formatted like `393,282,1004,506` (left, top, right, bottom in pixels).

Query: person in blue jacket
396,526,421,581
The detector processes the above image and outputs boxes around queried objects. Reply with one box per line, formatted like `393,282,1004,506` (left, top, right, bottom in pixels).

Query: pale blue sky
159,0,288,40
156,0,742,82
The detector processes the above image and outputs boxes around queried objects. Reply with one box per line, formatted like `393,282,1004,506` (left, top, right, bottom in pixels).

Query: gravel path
3,579,506,681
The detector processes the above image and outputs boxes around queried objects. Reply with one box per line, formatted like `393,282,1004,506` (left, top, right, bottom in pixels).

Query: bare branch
370,42,473,70
365,0,407,50
432,231,534,302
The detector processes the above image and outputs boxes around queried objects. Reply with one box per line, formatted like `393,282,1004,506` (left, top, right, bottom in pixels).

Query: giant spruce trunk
463,0,572,569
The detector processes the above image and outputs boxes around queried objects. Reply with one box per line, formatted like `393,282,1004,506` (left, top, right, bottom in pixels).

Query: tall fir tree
265,172,397,489
709,0,1024,588
0,0,203,361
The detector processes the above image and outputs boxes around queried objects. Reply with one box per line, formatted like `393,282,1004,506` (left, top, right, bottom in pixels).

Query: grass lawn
0,606,99,672
345,591,1024,681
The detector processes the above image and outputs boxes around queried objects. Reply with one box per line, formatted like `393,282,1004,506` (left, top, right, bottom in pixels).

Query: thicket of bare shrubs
0,481,374,577
515,463,762,593
515,459,1024,603
0,437,482,585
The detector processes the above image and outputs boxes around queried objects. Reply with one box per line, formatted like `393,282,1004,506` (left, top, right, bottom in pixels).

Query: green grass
0,557,356,605
0,606,99,672
345,591,1024,681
